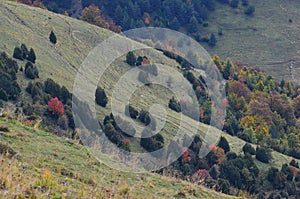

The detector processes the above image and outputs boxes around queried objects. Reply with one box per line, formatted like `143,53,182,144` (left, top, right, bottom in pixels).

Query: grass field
203,0,300,83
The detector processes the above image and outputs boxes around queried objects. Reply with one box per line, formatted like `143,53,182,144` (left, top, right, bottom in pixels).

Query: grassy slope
204,0,300,83
0,117,238,199
0,0,299,197
1,0,299,170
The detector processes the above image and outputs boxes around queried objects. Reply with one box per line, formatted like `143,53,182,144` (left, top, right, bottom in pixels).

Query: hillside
0,117,238,198
0,0,110,89
32,0,300,83
0,1,300,198
205,0,300,82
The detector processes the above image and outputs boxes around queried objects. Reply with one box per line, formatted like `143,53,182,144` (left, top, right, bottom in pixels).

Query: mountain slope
0,1,299,198
0,0,111,89
206,0,300,82
0,117,240,199
1,0,299,175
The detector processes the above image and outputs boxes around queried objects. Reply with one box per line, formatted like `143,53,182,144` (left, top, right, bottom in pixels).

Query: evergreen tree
188,16,198,33
256,147,272,163
168,97,181,112
20,44,29,59
170,17,181,31
25,67,35,79
13,47,23,60
230,0,239,8
114,5,124,24
245,6,255,16
126,104,139,119
0,88,8,101
27,48,36,63
208,33,217,47
49,31,57,44
242,0,249,6
242,143,256,155
95,87,108,107
126,51,136,66
217,136,230,153
44,78,61,98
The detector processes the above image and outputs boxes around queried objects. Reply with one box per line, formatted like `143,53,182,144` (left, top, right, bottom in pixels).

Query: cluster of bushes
126,52,155,68
264,161,300,197
13,44,36,63
161,50,194,70
103,109,161,152
103,113,135,151
25,78,74,131
0,52,21,101
26,78,71,105
159,131,297,198
125,105,157,131
140,128,164,152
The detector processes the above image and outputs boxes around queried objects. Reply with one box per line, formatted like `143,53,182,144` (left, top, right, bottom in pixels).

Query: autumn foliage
210,144,226,163
80,5,121,33
48,97,64,116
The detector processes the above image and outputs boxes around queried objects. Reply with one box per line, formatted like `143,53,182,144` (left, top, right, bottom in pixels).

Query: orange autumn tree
80,5,121,33
210,144,226,164
33,0,47,9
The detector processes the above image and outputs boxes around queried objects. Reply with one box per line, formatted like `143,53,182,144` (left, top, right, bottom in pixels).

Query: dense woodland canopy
17,0,255,43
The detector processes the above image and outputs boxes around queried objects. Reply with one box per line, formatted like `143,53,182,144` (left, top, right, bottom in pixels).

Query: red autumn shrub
182,148,191,163
123,138,130,145
48,97,64,116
